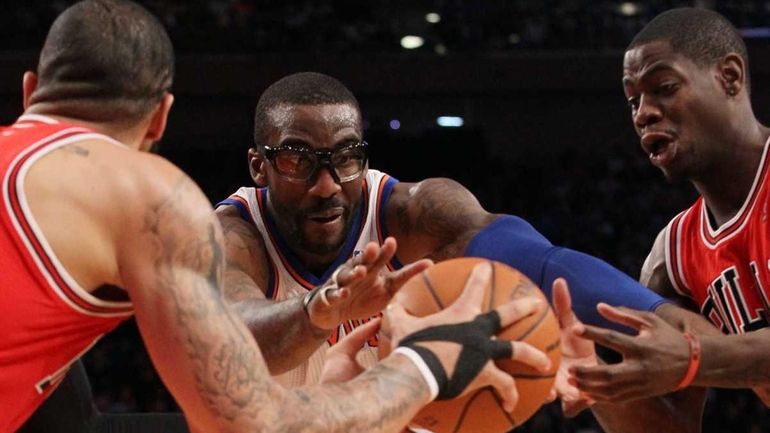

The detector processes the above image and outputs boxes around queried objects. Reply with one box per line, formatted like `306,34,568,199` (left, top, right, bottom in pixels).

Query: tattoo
218,211,269,303
396,179,492,261
275,361,428,432
55,143,90,156
141,177,431,431
142,175,267,421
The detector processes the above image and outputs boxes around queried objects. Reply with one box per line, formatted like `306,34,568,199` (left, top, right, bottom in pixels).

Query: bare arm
119,159,434,432
587,228,706,433
386,178,495,263
216,205,431,375
216,206,329,374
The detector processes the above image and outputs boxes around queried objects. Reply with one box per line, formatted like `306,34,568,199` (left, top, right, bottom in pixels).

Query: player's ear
22,71,38,110
248,147,268,187
718,53,745,97
145,93,174,142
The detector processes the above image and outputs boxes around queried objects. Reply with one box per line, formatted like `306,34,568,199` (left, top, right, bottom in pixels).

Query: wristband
393,347,440,401
675,332,701,390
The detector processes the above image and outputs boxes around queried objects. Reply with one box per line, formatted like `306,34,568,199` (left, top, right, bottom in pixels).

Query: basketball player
0,1,551,431
563,8,770,433
215,71,701,397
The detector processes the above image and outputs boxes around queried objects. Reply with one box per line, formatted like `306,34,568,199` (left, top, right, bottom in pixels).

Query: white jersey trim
699,136,770,248
3,129,133,317
664,208,693,297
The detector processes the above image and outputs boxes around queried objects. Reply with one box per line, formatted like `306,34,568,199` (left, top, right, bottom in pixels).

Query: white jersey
218,169,401,386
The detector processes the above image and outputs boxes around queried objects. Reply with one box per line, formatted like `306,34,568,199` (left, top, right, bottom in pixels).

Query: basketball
379,257,561,433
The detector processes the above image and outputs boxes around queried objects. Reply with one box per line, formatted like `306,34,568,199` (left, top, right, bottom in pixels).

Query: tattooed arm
109,154,435,432
216,206,329,374
215,205,431,375
386,178,496,263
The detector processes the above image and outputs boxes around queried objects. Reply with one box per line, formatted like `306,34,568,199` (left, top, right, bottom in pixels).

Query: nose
633,94,662,131
308,166,342,198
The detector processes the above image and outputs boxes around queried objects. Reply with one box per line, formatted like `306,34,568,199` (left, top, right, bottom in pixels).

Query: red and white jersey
665,138,770,334
0,115,132,432
218,169,400,387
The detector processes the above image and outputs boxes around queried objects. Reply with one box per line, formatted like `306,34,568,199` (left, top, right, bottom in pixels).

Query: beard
271,195,356,255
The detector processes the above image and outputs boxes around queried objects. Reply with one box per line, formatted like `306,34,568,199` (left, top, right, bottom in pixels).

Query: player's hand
306,237,432,331
383,262,551,412
320,318,382,384
548,278,596,417
570,303,691,402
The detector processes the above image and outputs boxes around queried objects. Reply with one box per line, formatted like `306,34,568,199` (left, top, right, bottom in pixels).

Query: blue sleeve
464,215,667,332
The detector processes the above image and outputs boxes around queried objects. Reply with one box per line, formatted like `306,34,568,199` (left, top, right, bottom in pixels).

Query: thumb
328,318,382,357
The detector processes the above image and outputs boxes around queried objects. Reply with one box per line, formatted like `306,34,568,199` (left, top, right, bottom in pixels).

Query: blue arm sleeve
464,215,667,332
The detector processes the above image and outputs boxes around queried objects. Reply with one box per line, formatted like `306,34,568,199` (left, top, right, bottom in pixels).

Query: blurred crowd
5,0,770,53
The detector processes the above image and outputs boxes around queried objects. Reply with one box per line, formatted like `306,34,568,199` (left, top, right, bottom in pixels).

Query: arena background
2,1,770,431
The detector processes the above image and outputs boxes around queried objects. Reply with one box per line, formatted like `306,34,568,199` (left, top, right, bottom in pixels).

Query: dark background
3,1,770,431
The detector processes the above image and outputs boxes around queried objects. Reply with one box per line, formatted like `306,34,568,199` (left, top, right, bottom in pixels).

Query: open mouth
309,215,341,224
641,132,675,165
307,208,344,225
649,139,669,157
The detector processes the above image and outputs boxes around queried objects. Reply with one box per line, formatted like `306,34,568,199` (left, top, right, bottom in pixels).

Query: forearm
275,354,430,433
697,329,770,388
232,295,329,375
592,388,705,433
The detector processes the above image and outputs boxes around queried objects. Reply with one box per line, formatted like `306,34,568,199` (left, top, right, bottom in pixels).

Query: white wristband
393,347,439,401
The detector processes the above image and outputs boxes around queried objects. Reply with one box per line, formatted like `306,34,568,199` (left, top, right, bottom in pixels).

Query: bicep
640,227,679,298
216,208,269,303
388,178,493,262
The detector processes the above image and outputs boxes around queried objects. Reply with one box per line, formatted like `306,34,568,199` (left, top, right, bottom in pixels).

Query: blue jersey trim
216,198,254,224
376,176,403,270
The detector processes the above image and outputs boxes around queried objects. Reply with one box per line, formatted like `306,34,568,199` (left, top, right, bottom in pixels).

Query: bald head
30,0,174,123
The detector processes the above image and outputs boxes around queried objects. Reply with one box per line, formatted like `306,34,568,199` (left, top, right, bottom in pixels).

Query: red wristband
676,332,701,390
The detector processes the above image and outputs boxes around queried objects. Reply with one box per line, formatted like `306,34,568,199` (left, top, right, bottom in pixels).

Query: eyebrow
623,62,677,86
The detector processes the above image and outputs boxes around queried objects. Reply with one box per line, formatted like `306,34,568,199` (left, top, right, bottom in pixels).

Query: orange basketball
380,257,561,433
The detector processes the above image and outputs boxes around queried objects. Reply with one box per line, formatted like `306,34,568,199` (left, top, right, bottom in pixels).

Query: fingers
327,318,382,357
576,323,635,354
450,262,493,313
561,397,594,417
552,278,579,329
596,303,654,331
495,297,542,328
483,364,519,412
386,259,433,292
509,341,551,372
335,238,398,287
382,303,416,345
569,363,638,401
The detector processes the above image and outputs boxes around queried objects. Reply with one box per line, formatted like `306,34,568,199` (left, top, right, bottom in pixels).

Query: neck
24,105,144,150
694,124,770,227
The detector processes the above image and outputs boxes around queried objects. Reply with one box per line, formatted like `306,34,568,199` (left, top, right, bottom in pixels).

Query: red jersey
0,115,133,432
665,139,770,335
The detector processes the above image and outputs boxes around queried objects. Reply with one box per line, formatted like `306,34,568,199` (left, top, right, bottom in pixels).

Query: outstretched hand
570,303,692,402
548,278,597,417
306,237,432,331
383,262,551,412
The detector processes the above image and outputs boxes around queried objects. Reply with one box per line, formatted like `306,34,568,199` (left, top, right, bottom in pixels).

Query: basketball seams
508,305,550,341
421,272,445,309
451,388,516,433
